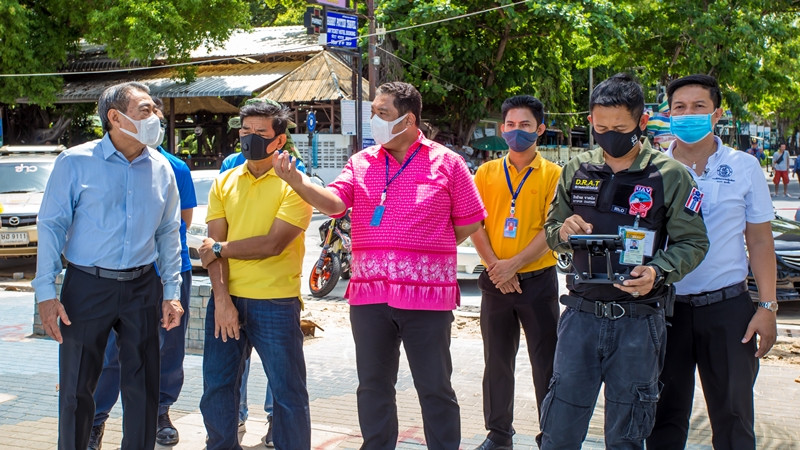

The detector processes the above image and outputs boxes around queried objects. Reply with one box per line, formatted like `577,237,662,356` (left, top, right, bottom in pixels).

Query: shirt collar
377,129,430,161
235,161,276,181
666,135,722,163
504,151,541,174
99,133,154,162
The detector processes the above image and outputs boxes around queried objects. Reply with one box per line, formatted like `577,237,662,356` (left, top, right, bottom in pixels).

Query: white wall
291,133,352,185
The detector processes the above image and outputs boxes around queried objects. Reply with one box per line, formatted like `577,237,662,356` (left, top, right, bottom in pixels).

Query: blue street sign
326,11,358,49
306,112,317,132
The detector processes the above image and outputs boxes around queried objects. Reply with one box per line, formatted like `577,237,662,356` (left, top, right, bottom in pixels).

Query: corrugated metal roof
55,61,302,103
65,27,320,72
258,51,369,103
190,26,323,59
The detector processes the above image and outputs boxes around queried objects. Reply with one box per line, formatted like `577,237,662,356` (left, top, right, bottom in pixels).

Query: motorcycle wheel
309,253,342,298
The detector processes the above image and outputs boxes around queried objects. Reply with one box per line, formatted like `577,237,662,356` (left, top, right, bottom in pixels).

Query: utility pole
588,67,594,149
367,0,377,100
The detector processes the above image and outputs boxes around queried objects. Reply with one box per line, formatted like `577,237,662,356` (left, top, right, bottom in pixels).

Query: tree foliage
606,0,800,137
0,0,252,105
374,0,631,144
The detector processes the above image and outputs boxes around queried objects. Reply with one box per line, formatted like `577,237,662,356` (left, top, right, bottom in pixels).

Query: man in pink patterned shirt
275,81,486,449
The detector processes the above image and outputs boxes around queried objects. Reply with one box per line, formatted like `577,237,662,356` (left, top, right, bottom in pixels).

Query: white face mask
370,113,408,145
118,111,163,147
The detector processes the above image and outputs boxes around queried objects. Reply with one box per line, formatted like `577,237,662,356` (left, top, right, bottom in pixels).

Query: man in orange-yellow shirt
470,95,561,450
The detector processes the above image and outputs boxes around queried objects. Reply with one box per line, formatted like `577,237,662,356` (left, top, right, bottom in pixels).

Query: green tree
250,0,306,27
617,1,800,125
0,0,252,105
375,0,630,145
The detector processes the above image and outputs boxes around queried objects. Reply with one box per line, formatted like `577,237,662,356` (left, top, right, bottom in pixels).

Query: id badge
370,205,385,227
620,228,646,265
503,217,518,239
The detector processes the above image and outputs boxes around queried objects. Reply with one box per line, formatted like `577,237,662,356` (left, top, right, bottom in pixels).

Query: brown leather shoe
156,412,179,446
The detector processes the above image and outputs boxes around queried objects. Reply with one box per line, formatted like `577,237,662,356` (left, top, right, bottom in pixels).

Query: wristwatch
648,265,665,289
758,301,779,313
212,241,223,259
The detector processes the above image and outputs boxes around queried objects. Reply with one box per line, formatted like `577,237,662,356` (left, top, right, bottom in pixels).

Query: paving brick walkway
2,292,799,449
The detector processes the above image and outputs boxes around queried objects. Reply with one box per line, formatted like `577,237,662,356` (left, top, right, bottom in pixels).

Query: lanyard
503,157,533,216
381,143,423,204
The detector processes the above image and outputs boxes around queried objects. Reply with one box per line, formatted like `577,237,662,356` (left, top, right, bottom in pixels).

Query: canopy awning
257,51,369,103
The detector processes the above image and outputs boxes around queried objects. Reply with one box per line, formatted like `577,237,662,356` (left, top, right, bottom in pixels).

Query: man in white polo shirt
647,74,777,449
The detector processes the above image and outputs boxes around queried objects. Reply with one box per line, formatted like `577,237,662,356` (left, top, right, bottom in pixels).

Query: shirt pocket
696,179,718,216
413,174,449,205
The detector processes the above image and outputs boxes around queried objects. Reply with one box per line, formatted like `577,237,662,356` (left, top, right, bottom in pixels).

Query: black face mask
592,126,643,158
240,133,279,161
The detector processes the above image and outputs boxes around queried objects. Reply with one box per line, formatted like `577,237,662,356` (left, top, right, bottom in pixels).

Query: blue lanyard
381,143,423,204
503,157,533,216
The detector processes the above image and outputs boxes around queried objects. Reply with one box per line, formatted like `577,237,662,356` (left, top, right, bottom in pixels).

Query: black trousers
647,291,758,450
478,267,559,445
350,304,460,450
58,266,162,450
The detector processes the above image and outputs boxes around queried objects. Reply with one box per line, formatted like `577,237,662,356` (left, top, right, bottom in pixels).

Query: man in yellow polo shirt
470,95,561,450
197,101,312,450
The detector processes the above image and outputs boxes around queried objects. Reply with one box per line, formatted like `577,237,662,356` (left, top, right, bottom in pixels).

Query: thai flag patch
684,187,703,214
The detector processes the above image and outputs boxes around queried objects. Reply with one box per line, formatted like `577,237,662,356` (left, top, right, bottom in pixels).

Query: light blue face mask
501,129,539,152
670,113,713,144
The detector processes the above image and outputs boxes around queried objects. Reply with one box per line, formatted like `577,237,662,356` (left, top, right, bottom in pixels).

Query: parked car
186,170,217,270
0,145,64,258
748,215,800,302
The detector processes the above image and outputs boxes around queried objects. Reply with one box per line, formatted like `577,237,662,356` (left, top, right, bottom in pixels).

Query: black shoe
475,437,512,450
87,423,104,450
156,412,179,446
261,417,273,448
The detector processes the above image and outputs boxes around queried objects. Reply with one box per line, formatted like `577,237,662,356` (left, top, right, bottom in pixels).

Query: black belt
69,263,153,281
517,266,552,281
675,281,747,307
560,294,662,320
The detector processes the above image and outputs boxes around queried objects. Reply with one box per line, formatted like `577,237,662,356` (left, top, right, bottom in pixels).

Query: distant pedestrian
275,81,487,449
773,143,790,196
794,148,800,185
33,81,184,450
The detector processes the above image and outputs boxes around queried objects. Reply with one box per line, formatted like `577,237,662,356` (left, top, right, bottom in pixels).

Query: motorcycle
309,209,352,297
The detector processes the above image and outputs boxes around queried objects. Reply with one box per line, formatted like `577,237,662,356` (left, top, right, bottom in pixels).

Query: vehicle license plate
0,232,29,245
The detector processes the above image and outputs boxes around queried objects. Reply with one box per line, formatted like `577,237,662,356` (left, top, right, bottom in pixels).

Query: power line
0,0,535,78
376,47,468,92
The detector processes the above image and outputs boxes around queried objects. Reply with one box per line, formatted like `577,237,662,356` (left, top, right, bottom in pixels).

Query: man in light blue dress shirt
33,81,184,450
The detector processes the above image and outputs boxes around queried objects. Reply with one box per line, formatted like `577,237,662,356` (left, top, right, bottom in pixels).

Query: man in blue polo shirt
88,98,197,449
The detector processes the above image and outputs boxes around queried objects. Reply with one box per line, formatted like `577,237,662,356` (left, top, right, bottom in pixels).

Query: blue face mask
502,129,539,152
670,113,713,144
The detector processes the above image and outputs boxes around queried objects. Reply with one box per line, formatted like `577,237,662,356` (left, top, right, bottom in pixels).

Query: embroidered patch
572,178,602,192
611,205,628,215
571,192,598,206
684,187,704,214
628,185,654,217
717,164,733,178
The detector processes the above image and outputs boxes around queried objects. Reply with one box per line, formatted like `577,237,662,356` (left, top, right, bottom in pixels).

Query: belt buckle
595,301,625,320
116,270,138,281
